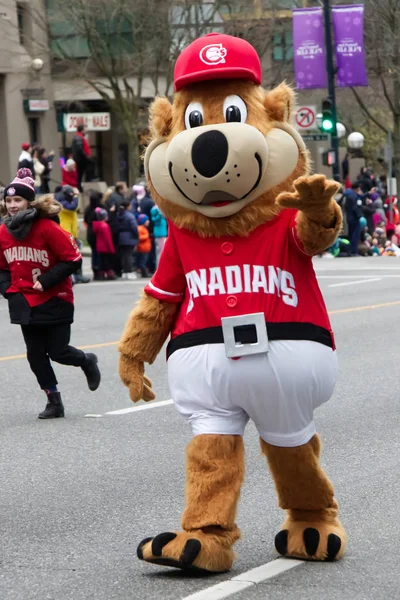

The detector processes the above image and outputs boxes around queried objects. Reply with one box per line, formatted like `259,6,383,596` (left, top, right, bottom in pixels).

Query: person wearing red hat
18,143,35,180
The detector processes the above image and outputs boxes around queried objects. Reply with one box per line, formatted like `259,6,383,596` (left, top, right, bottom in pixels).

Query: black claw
303,528,320,556
275,530,288,555
137,537,153,560
151,532,177,557
181,539,202,568
326,533,341,561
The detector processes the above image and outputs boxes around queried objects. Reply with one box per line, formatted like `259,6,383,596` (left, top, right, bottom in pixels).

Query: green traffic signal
321,118,334,132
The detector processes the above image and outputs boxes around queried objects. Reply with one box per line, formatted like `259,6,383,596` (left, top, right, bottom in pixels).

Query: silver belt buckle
221,313,269,358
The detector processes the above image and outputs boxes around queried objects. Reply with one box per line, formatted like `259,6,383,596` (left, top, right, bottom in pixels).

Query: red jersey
62,167,78,188
0,218,81,308
145,209,333,342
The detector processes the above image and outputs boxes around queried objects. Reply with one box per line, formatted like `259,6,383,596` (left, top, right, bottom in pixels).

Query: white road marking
83,414,103,418
181,558,304,600
329,277,381,288
104,399,174,415
315,266,400,271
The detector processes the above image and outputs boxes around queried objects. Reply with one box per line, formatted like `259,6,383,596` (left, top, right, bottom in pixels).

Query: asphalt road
1,256,400,600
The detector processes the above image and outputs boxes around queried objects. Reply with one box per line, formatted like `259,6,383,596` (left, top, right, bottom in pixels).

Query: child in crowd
136,214,151,277
92,208,116,280
150,204,168,268
62,158,78,189
117,200,138,280
0,169,100,419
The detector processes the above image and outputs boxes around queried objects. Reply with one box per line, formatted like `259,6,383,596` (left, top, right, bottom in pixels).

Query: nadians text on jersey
3,246,50,268
185,265,298,307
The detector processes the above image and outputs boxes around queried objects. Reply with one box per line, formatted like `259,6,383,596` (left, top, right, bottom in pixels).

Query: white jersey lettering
183,264,297,309
243,264,251,293
226,265,243,294
281,271,298,307
252,265,268,293
3,246,49,268
208,267,226,295
268,266,281,296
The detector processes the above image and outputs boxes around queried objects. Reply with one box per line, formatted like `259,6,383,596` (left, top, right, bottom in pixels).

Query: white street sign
295,105,317,131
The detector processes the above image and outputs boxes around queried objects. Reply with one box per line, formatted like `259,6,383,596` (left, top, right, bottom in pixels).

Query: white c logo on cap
199,43,227,66
7,187,15,196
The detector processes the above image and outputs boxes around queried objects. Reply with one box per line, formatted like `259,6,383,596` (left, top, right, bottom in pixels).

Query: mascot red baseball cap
174,33,262,92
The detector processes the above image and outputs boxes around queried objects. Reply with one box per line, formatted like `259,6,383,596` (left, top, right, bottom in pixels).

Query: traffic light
322,149,336,167
321,98,334,132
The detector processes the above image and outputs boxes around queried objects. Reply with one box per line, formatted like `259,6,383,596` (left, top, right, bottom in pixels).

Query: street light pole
323,0,340,181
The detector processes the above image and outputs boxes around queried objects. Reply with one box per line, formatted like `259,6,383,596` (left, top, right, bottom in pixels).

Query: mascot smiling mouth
168,152,263,206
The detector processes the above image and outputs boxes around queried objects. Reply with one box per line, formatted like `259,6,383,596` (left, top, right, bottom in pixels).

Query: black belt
167,322,334,359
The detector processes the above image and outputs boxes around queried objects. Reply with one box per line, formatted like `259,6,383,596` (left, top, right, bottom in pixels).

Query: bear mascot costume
118,33,346,573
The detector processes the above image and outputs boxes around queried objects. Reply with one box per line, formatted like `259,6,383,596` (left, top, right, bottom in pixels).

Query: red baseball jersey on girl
0,218,81,307
144,209,334,341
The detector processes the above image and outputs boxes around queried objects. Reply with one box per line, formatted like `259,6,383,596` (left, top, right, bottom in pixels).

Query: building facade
0,0,60,186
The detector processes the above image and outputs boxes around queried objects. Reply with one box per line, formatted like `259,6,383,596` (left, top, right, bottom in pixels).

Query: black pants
76,162,86,193
119,246,134,273
98,253,114,273
21,323,87,389
348,219,361,255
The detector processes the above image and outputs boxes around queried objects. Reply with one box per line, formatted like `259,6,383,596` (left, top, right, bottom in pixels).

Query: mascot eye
223,95,247,123
185,102,204,129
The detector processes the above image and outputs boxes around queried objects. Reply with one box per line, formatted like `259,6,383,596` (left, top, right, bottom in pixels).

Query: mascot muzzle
145,122,306,218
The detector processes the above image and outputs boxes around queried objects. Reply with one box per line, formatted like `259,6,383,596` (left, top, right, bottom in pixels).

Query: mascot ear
263,83,296,123
149,97,173,138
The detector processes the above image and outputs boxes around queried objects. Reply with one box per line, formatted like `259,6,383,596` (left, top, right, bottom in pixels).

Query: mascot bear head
145,32,310,237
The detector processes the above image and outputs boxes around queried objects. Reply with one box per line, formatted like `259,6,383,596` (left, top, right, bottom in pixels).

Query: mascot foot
137,528,236,573
275,519,346,562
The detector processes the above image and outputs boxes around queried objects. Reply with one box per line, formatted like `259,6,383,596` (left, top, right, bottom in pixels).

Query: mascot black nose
191,130,228,178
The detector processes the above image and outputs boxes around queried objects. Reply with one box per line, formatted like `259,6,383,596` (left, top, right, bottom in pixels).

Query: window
272,30,293,61
28,118,40,145
17,3,25,45
170,3,224,52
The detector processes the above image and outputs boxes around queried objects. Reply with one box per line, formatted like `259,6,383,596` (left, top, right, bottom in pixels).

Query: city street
1,256,399,600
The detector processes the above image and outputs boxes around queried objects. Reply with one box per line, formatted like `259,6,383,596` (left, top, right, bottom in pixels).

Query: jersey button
226,295,238,308
221,242,233,255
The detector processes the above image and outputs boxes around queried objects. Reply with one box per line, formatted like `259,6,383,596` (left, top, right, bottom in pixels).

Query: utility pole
322,0,340,181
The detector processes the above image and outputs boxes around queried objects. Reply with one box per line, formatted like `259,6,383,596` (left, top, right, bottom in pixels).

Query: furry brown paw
118,355,155,403
137,530,235,573
276,174,340,213
274,519,346,561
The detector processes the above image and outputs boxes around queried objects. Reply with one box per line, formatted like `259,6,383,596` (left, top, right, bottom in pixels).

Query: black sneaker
38,392,65,419
82,353,101,391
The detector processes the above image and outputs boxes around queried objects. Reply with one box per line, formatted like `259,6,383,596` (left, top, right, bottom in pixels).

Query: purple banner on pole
332,4,368,87
292,8,327,90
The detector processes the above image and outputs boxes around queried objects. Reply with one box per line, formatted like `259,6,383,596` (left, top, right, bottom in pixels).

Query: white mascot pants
168,340,337,448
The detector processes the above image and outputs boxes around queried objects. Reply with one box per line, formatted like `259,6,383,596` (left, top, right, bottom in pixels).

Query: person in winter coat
134,184,156,273
56,186,90,284
344,183,364,255
84,191,103,280
92,208,116,280
150,204,168,267
117,200,138,280
32,148,45,194
0,169,101,419
38,148,55,194
56,186,79,239
136,214,151,277
71,124,93,192
18,143,35,179
62,158,78,188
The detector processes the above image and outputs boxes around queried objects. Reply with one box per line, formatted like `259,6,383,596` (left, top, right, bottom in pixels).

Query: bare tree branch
351,87,389,135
